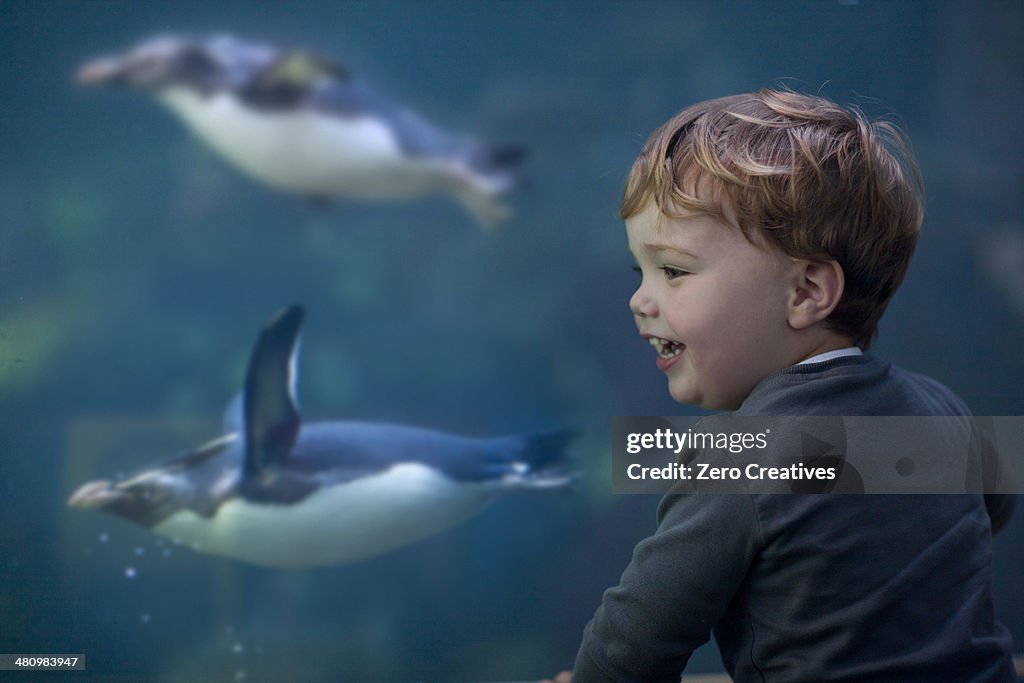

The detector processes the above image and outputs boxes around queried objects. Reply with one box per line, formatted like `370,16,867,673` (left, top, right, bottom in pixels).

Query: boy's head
625,89,923,409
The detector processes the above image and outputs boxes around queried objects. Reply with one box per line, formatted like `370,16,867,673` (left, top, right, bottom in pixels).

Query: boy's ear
788,260,845,330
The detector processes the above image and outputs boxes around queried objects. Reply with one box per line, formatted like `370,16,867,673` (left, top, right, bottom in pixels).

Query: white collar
796,347,863,366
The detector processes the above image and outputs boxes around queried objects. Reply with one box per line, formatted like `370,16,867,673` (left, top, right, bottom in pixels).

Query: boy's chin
668,379,740,411
667,378,701,407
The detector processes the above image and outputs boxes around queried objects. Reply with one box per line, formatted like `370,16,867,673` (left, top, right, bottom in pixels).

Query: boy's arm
573,492,762,682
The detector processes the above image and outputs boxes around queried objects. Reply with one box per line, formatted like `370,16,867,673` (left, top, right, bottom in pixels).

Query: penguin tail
479,143,528,172
502,428,577,491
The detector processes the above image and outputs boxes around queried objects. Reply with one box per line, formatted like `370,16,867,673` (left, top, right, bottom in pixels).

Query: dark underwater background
1,1,1022,681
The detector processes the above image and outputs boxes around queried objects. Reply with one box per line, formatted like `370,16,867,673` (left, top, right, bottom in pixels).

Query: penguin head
75,34,274,94
67,432,240,528
68,468,192,528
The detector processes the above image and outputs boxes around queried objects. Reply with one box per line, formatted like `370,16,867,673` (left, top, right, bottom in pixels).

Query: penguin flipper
243,305,305,478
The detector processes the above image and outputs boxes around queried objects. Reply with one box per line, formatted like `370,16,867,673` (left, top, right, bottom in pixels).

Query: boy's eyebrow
646,244,700,260
627,244,701,264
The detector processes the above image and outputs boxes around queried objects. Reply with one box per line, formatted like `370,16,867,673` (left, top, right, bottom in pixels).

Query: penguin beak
75,56,128,86
67,480,124,509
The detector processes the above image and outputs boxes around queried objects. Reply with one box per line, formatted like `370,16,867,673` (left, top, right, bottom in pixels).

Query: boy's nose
630,289,658,318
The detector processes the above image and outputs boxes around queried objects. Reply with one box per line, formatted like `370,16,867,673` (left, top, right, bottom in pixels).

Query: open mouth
649,336,684,360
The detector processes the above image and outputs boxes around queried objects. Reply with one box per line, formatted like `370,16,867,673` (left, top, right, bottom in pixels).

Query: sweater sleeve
572,492,763,682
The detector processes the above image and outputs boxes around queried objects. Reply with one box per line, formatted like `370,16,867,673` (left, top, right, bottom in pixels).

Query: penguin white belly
158,89,454,199
152,463,497,568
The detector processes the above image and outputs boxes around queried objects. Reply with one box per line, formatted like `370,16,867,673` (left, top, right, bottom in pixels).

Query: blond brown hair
622,89,923,349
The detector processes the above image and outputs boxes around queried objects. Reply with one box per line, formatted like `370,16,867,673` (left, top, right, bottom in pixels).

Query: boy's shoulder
737,354,970,417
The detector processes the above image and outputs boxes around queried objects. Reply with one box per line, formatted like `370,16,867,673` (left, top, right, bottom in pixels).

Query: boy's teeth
648,336,683,359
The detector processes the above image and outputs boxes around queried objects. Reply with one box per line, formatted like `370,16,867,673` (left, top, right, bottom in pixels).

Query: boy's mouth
649,336,684,360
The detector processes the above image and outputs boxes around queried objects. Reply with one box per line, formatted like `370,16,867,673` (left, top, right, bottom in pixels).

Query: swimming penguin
75,34,525,228
68,305,573,568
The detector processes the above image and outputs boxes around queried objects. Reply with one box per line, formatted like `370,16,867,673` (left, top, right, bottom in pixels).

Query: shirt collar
796,347,863,366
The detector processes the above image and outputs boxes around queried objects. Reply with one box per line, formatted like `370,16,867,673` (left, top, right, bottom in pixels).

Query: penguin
75,34,525,228
68,305,574,568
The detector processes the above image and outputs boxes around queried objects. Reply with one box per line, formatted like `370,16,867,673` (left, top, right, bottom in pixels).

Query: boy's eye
661,266,689,280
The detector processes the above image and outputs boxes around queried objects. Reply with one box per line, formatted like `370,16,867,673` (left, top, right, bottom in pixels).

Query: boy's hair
621,89,924,349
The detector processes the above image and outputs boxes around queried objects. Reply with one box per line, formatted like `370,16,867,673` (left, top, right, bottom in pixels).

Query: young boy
569,90,1016,682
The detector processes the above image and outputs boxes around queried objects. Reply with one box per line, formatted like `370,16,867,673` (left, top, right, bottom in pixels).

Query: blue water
1,1,1021,680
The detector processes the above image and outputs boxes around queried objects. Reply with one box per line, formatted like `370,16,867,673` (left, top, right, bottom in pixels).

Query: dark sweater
574,355,1015,682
